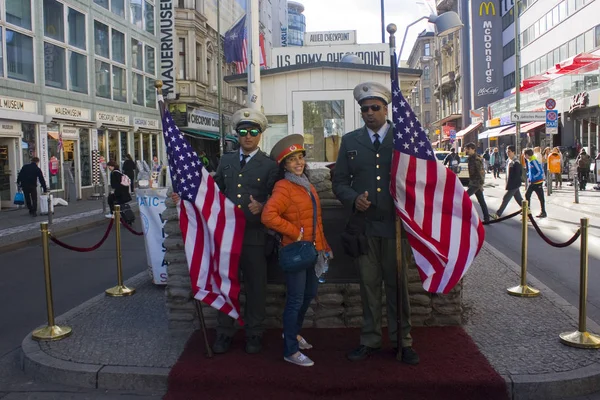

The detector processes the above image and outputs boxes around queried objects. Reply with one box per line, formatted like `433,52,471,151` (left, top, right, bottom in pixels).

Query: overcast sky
299,0,435,59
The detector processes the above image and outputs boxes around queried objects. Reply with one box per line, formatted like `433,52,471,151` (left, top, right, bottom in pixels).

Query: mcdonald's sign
479,1,496,16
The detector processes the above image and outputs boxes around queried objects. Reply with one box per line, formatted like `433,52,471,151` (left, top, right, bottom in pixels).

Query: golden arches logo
479,1,496,16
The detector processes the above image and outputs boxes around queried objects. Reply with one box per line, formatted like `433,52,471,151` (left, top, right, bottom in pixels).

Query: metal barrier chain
527,214,581,248
120,218,144,236
49,219,114,252
483,209,522,225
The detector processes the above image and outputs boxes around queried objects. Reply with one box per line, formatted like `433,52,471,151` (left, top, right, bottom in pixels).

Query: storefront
0,96,44,210
96,111,134,166
133,116,163,170
565,91,600,157
45,104,95,201
181,108,230,169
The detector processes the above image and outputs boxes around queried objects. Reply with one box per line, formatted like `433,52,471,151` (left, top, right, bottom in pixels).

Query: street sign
546,110,559,128
510,111,546,122
545,98,556,110
547,127,558,135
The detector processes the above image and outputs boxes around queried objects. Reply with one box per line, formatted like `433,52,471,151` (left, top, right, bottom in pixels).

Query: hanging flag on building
224,15,267,74
161,110,246,322
389,50,485,294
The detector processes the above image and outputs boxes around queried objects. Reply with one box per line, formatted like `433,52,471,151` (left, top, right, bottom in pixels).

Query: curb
21,271,170,392
484,243,600,399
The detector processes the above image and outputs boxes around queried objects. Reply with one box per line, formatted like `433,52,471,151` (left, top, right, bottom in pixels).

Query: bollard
559,218,600,348
507,200,540,297
105,205,136,297
574,175,579,204
32,222,72,341
547,169,552,196
47,194,53,225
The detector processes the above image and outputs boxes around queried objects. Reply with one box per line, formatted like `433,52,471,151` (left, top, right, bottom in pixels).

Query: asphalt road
480,182,600,324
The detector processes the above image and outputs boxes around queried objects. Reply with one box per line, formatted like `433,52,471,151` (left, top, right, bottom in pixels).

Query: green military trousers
356,236,413,348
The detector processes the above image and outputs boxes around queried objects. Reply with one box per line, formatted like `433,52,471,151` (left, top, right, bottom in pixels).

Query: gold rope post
507,200,539,297
106,205,136,296
32,222,72,341
559,218,600,348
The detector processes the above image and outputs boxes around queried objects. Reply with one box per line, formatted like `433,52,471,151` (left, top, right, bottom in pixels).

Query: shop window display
108,131,118,162
47,125,63,191
97,129,106,158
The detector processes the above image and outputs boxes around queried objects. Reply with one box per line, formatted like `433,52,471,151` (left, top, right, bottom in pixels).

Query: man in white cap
332,82,419,365
211,108,278,354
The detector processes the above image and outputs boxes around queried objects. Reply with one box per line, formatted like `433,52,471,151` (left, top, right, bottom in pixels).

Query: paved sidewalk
18,242,600,399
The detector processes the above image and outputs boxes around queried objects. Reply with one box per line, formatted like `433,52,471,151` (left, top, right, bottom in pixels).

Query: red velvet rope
482,209,521,225
120,218,144,236
528,214,581,248
49,219,114,252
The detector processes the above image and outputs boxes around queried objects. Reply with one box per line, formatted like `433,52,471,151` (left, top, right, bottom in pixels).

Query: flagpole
155,80,214,359
387,24,404,363
247,0,262,111
217,0,225,155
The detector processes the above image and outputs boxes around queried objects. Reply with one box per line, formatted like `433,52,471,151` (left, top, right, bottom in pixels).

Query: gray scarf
284,172,329,277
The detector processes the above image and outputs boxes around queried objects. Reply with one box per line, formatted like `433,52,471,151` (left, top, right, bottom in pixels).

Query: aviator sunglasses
360,104,382,113
237,128,261,137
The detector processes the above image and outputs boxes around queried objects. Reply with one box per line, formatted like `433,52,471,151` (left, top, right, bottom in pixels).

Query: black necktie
373,133,381,151
240,154,250,168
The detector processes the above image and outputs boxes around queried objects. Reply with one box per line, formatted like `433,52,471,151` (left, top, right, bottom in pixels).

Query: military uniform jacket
214,150,278,245
332,123,395,239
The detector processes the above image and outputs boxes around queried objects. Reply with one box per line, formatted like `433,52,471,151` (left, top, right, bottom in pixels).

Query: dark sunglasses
237,128,261,137
360,104,382,113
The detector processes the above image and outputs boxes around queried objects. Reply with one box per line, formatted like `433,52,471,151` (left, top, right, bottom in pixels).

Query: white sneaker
284,352,314,367
105,213,114,219
281,333,313,350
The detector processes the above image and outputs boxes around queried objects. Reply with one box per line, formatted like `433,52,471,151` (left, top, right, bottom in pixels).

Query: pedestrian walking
17,157,48,217
106,161,132,218
490,147,501,179
210,108,278,355
495,145,523,218
332,81,419,365
464,143,495,222
443,148,461,174
523,148,547,218
575,148,591,190
482,148,491,173
547,147,562,189
122,154,136,193
261,134,332,367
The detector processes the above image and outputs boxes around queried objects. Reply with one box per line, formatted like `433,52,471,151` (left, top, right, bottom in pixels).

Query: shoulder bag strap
309,190,317,245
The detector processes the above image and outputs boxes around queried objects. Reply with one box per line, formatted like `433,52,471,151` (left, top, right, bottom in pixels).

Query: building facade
286,1,305,47
407,30,437,142
0,0,163,209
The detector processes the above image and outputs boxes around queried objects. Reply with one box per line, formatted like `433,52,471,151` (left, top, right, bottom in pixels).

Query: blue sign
546,110,558,128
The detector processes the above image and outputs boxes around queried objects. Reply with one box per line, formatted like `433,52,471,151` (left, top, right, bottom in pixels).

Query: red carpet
165,327,508,400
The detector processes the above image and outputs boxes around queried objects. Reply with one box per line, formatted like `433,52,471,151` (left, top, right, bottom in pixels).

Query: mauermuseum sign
271,43,389,68
469,1,504,109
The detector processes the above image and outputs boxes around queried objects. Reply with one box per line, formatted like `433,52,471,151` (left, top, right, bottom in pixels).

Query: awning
432,113,462,126
479,125,514,140
455,122,482,138
181,128,220,141
521,121,546,131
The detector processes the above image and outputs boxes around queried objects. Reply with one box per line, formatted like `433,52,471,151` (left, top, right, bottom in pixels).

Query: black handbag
278,192,318,273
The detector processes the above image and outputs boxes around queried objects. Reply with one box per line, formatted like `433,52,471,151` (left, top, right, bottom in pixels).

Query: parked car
434,151,469,185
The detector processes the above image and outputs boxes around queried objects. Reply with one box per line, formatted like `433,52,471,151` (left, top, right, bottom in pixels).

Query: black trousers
525,183,546,214
577,167,588,189
467,186,490,221
108,193,116,213
22,186,37,214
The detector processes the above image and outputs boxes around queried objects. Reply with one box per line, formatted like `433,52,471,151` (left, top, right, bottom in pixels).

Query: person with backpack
106,161,132,218
443,148,461,174
575,149,592,190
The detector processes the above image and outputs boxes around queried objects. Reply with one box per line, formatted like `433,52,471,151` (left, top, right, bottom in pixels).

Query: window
68,8,86,50
6,0,32,30
560,43,568,61
94,21,127,101
44,43,66,89
6,30,34,82
503,72,515,92
423,65,430,81
503,39,515,61
423,43,430,57
178,38,186,79
546,11,553,31
576,34,584,54
69,51,87,93
144,2,154,34
130,0,154,33
94,0,125,18
585,28,594,52
196,42,202,81
423,88,431,104
596,25,600,48
131,38,157,108
558,1,567,22
0,31,3,77
424,111,431,126
552,6,559,25
540,55,547,72
502,8,514,31
44,0,64,42
568,38,577,57
130,0,143,28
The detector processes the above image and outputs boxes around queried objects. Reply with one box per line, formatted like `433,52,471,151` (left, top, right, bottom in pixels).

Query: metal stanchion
559,218,600,348
507,200,540,297
547,169,552,196
105,205,136,297
574,171,579,204
47,194,53,225
32,222,72,341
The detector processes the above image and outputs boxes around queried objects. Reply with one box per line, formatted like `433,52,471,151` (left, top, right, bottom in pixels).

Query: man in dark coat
212,108,278,355
332,81,419,365
464,142,494,223
17,157,48,217
496,145,522,217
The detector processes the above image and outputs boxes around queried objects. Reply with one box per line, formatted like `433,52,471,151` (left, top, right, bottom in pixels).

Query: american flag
389,52,485,294
224,15,267,74
161,109,246,322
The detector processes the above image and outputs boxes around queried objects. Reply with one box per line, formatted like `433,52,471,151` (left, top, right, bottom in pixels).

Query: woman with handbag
106,161,132,218
261,134,332,367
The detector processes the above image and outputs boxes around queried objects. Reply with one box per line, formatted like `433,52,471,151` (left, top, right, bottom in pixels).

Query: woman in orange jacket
261,134,332,367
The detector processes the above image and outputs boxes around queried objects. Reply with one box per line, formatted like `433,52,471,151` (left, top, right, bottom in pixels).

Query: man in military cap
212,108,278,354
332,82,419,365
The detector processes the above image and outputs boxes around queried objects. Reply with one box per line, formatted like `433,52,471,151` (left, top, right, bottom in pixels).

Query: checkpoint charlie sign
271,43,389,68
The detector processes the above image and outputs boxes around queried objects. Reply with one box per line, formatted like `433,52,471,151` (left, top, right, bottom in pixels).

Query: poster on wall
137,188,169,285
